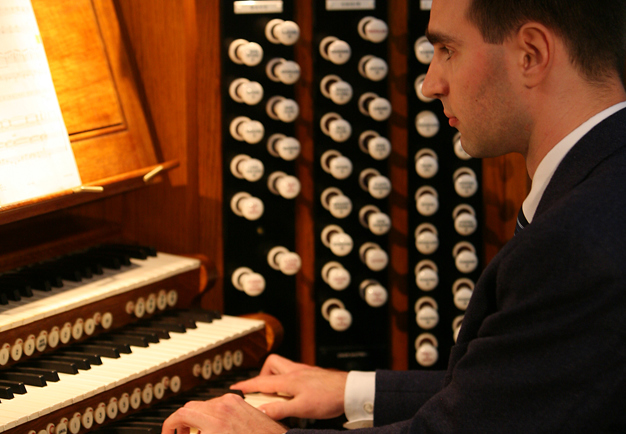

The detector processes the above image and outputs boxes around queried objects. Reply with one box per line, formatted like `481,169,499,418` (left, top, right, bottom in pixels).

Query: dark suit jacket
288,107,626,433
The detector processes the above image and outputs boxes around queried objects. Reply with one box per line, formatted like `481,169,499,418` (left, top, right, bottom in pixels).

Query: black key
17,268,63,288
35,263,82,282
88,339,132,354
0,287,21,301
15,366,60,382
64,345,120,359
64,256,104,276
149,317,194,331
0,292,8,305
58,351,102,365
0,379,26,394
98,245,149,260
129,327,170,340
143,321,187,333
25,359,78,375
0,371,46,387
103,243,157,257
163,309,216,324
0,273,52,292
86,250,132,267
0,385,13,399
47,355,91,370
81,253,122,270
115,330,159,344
103,333,150,348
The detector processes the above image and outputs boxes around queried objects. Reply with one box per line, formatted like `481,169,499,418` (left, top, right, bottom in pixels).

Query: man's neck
525,79,626,179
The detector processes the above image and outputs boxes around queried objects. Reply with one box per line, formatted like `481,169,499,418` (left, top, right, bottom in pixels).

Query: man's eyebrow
425,29,460,46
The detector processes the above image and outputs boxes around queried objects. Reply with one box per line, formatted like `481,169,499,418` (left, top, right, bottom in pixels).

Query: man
162,0,626,432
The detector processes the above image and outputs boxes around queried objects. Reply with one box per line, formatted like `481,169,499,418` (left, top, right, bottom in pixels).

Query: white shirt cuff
343,370,376,427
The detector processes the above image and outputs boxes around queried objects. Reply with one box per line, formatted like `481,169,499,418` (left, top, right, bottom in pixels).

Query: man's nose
421,61,447,100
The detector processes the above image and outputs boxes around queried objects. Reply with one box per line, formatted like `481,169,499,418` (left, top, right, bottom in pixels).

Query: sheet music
0,0,81,207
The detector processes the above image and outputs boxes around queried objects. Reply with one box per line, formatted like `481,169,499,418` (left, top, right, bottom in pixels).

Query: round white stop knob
230,154,264,182
414,74,434,103
415,186,439,216
360,279,388,308
359,168,391,199
359,242,388,272
265,19,300,45
453,133,472,160
453,242,479,273
415,149,439,178
453,205,478,236
267,171,301,199
358,55,388,81
322,261,351,291
266,58,301,84
322,299,352,331
453,168,479,198
359,92,391,121
232,267,266,297
320,112,352,142
228,39,263,66
321,150,353,180
453,284,473,311
415,297,439,329
267,246,302,275
359,130,391,160
229,78,264,105
266,96,299,123
267,134,301,161
415,111,440,138
321,187,352,219
415,334,439,367
321,225,353,257
414,36,434,64
229,116,264,144
230,192,264,221
359,205,391,235
319,36,351,65
415,223,439,255
320,75,353,105
358,16,389,43
415,260,439,291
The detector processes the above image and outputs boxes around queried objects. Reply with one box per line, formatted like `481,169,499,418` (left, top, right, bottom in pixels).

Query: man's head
466,0,626,84
422,0,626,170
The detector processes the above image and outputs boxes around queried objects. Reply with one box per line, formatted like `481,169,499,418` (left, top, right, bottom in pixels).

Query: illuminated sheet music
0,0,81,207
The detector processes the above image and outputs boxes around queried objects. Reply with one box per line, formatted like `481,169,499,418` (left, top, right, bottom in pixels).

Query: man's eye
441,47,453,59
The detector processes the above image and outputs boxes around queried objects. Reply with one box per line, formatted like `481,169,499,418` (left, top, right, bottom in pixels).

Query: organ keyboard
0,246,281,434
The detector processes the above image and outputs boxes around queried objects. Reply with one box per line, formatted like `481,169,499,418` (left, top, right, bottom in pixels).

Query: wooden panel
32,0,124,136
387,0,410,371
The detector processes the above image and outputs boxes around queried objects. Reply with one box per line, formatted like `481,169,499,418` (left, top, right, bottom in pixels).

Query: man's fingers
231,373,294,395
162,407,208,434
259,354,303,376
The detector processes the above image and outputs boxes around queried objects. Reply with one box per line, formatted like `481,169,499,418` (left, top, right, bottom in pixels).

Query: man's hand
230,354,348,421
161,393,287,434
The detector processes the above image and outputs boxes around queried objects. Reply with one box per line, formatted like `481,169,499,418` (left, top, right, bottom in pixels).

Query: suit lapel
535,108,626,217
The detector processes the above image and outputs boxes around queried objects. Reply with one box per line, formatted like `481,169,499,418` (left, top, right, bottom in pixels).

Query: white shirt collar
522,102,626,222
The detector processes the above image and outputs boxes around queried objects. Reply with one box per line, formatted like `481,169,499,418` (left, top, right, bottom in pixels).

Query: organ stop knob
321,298,352,331
231,267,266,297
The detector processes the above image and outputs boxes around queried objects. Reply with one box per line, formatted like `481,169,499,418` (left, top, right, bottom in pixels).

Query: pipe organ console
0,0,528,431
0,245,281,433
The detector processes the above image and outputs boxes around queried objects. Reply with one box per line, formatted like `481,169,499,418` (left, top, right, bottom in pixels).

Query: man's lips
444,111,459,128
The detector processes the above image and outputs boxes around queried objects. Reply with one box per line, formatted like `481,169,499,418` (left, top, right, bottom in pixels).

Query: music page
0,0,81,207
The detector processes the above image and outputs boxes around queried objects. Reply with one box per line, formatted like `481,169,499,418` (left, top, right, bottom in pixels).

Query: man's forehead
427,0,472,44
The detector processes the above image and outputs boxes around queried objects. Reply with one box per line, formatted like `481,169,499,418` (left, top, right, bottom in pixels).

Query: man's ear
514,23,554,88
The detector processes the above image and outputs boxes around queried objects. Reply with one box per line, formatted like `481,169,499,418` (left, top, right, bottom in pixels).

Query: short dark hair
466,0,626,82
